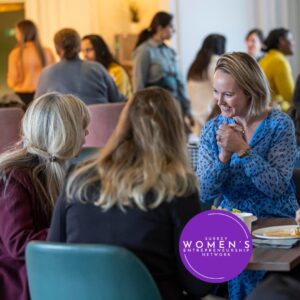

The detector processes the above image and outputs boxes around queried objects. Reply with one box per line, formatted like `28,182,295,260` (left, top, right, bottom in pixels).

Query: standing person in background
245,28,264,61
259,28,295,111
133,11,194,130
7,20,55,107
35,28,125,104
81,35,132,99
0,93,90,300
187,34,226,135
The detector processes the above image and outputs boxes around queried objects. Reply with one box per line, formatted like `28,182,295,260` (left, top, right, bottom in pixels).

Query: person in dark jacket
48,87,212,300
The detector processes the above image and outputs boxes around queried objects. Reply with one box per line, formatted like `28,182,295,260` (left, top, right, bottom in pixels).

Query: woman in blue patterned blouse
197,52,299,300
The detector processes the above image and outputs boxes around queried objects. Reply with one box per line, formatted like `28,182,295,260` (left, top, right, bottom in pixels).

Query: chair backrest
0,107,24,153
292,168,300,205
85,102,125,148
26,242,162,300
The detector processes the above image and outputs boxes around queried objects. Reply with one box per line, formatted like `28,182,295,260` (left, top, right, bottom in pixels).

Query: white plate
252,225,300,240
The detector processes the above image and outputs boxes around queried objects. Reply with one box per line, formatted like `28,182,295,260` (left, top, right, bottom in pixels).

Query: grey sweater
35,58,125,105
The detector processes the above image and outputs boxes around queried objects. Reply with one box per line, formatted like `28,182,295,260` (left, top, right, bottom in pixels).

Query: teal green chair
26,242,162,300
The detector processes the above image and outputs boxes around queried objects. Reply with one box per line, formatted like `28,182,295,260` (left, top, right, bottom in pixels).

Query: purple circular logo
179,210,252,283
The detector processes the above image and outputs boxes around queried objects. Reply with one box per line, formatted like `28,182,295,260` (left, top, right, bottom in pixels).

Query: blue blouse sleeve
196,120,230,202
240,116,296,198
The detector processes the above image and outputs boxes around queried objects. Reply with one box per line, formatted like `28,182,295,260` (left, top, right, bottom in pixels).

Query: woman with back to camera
259,28,295,111
0,93,90,300
7,19,55,106
35,28,124,104
81,34,132,99
245,28,264,61
187,34,226,135
133,12,194,129
48,87,212,300
197,52,299,299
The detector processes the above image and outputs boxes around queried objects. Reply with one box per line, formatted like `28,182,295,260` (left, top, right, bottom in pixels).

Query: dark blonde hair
67,87,197,210
54,28,81,60
215,52,270,119
0,93,90,214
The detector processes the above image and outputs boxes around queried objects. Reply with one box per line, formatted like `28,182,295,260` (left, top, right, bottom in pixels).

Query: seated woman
0,93,90,300
48,87,212,300
35,28,125,105
81,34,132,99
197,52,299,300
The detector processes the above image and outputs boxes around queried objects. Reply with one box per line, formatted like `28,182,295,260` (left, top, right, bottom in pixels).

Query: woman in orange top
7,20,55,106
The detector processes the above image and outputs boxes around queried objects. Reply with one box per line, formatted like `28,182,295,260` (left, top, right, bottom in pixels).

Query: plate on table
252,225,300,239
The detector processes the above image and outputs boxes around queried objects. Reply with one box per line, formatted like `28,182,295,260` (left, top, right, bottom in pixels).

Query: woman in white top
187,34,226,135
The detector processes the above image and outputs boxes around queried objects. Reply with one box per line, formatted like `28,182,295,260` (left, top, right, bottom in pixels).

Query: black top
48,186,212,300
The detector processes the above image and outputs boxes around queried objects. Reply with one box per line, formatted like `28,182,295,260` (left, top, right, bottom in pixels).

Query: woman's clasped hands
216,123,249,163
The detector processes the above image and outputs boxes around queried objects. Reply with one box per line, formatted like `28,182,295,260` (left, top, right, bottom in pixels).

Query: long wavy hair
66,87,198,210
135,12,173,49
16,20,46,80
0,93,90,215
187,34,226,81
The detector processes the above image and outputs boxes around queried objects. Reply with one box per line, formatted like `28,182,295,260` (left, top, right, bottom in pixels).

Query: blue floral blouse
197,108,299,217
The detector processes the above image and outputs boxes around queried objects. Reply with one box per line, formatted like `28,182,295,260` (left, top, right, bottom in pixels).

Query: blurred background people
259,28,295,111
187,34,226,135
81,34,132,99
245,28,264,61
48,87,212,300
7,19,55,107
35,28,125,104
133,11,194,130
0,93,90,300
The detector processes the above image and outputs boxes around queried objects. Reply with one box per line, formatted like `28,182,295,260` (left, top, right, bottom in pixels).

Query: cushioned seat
26,241,161,300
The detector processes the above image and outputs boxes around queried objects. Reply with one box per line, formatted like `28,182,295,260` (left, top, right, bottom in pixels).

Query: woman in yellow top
7,20,55,107
259,28,295,111
81,35,132,99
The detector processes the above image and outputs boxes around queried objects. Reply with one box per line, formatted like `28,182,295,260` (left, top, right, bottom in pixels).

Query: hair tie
49,155,58,163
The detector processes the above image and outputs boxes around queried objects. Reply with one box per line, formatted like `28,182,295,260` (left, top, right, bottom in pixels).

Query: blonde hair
67,87,198,210
216,52,270,119
0,93,90,214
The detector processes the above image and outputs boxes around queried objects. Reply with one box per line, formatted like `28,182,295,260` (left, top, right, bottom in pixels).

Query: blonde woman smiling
48,87,212,300
0,93,90,300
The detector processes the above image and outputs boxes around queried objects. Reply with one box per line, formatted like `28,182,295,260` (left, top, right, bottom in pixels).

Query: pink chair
0,107,24,153
85,103,125,148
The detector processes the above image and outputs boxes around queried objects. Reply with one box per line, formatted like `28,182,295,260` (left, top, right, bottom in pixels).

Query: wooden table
247,218,300,271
